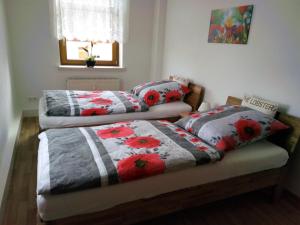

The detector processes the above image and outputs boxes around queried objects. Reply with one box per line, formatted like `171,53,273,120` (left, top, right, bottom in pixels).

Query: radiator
66,78,121,91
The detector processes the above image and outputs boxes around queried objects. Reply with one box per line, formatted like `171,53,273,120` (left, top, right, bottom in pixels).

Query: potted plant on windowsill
86,55,96,67
80,41,99,68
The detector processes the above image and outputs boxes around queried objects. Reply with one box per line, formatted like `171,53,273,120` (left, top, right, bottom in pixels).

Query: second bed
39,79,203,129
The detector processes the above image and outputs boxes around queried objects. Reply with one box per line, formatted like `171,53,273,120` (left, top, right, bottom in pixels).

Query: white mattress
39,99,192,129
37,140,289,221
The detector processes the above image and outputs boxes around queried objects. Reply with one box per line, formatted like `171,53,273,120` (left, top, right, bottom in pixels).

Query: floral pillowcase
131,80,190,107
175,105,289,151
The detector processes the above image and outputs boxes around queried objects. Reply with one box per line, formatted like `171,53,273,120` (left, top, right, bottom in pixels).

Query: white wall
0,0,21,216
5,0,155,111
150,0,167,81
162,0,300,195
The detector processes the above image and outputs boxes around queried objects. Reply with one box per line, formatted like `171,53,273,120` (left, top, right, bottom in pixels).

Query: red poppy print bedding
175,105,289,151
131,80,190,107
43,90,148,116
37,120,223,195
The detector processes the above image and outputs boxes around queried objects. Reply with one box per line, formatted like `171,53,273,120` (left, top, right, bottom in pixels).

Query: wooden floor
2,117,300,225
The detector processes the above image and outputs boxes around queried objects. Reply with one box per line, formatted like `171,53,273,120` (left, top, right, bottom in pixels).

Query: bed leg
272,184,283,203
272,166,288,203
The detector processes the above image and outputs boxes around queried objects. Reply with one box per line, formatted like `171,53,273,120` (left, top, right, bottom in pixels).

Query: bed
39,79,204,129
37,96,300,225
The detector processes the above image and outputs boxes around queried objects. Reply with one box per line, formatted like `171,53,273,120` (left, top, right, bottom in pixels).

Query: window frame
59,38,119,67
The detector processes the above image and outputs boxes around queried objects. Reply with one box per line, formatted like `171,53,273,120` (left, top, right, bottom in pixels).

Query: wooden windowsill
58,65,126,71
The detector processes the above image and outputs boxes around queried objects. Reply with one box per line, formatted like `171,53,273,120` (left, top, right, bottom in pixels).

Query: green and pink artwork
208,5,254,44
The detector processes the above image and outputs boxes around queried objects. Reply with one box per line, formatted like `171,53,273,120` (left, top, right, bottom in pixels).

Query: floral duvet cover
37,120,223,195
43,90,148,116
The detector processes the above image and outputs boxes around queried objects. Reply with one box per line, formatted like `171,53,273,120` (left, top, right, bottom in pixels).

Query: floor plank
2,117,300,225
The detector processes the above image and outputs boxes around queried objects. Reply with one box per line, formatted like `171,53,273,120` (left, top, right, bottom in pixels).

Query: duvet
37,120,224,195
44,90,148,116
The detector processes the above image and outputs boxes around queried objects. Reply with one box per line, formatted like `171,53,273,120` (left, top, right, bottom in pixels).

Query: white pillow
170,75,190,87
241,95,279,117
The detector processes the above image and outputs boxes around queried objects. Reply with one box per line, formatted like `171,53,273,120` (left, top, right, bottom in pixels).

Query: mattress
37,140,289,221
39,98,192,129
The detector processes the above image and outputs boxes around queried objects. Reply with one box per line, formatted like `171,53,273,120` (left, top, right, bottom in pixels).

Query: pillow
170,75,190,87
175,105,289,151
131,80,190,107
241,95,279,117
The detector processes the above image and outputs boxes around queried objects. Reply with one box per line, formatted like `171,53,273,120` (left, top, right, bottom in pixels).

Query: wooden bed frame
40,96,300,225
180,78,204,112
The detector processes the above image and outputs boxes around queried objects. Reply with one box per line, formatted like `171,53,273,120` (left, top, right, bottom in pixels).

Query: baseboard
0,113,23,224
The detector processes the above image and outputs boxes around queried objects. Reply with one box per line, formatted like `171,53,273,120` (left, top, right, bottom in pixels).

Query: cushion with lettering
175,105,289,151
241,96,279,117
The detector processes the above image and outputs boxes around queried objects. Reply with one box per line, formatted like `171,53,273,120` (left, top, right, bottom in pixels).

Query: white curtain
55,0,129,42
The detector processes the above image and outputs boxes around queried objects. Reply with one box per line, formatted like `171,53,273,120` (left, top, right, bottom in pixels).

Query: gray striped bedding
44,90,148,116
37,120,223,195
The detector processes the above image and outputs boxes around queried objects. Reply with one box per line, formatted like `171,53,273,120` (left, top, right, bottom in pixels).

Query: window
55,0,128,67
59,38,119,66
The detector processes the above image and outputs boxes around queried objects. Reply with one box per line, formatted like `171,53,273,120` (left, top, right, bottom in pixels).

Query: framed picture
208,5,254,44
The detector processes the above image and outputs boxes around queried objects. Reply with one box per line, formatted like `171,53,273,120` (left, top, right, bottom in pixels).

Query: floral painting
208,5,254,44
